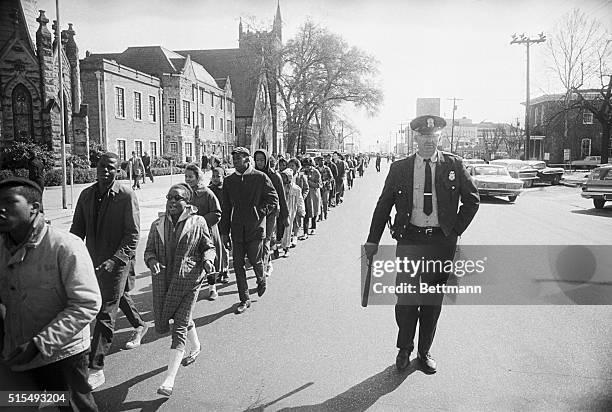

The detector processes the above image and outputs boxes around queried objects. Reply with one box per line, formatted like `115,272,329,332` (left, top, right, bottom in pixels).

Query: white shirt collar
415,150,439,163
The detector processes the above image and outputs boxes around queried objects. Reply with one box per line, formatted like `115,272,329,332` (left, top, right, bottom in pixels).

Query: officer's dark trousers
89,263,130,370
395,231,457,355
233,239,266,303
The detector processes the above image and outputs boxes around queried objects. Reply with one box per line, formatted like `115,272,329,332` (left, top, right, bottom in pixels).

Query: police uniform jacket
367,152,479,244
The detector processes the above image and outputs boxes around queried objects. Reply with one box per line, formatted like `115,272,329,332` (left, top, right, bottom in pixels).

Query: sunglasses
166,194,186,202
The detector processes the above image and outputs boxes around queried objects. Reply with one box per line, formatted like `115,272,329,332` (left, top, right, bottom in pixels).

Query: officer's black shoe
257,281,267,297
395,349,411,371
418,352,437,374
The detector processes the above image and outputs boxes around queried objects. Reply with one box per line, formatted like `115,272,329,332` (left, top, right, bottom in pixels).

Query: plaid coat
144,206,216,334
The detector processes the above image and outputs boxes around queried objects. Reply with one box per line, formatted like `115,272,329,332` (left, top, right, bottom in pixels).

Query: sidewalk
43,171,214,225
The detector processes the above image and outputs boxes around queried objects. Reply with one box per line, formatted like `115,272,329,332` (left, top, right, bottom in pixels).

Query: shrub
0,139,54,171
69,154,91,170
151,167,183,176
151,156,169,168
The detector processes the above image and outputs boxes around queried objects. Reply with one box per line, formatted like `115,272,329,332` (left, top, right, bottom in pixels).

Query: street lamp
511,32,546,160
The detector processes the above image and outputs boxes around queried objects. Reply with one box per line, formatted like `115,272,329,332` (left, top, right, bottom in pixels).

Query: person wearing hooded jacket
220,147,278,314
254,149,289,275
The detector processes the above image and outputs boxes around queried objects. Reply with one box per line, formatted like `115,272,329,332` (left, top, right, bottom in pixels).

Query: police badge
449,171,456,181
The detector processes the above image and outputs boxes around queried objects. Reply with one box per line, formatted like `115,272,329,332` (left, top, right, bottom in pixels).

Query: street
10,162,612,411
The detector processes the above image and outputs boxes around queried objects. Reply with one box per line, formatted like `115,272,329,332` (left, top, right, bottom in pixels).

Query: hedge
0,167,184,186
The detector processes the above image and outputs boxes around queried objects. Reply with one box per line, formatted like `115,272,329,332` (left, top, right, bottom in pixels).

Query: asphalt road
4,161,612,411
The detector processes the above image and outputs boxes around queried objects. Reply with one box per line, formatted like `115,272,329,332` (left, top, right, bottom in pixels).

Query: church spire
273,0,282,43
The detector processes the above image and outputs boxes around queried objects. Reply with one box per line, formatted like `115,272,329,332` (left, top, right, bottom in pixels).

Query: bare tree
275,20,382,155
545,8,611,163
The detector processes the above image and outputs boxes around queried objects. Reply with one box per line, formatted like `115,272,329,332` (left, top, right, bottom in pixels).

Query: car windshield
474,166,508,176
527,162,545,169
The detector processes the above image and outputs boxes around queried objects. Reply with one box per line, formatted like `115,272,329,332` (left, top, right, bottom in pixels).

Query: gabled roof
526,90,604,106
176,48,262,117
84,46,219,88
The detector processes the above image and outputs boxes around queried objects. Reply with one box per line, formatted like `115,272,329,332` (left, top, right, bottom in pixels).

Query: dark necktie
424,159,432,215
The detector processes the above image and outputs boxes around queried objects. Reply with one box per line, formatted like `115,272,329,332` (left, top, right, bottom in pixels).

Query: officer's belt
407,224,443,236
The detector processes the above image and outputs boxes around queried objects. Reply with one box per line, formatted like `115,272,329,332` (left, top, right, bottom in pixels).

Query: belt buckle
425,227,433,235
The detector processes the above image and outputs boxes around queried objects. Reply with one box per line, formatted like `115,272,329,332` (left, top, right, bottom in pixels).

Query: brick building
0,0,88,163
82,46,235,162
527,92,609,163
177,3,283,154
80,56,162,161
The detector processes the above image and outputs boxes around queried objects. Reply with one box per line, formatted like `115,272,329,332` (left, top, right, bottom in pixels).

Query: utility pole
511,32,546,160
447,98,463,153
55,0,67,209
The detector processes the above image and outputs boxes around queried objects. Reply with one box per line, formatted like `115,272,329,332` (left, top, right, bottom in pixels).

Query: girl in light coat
280,169,305,257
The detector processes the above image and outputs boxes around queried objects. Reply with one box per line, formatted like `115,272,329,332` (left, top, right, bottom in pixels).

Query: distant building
81,46,235,162
416,98,441,117
80,56,162,161
177,3,283,154
527,92,609,163
0,1,89,163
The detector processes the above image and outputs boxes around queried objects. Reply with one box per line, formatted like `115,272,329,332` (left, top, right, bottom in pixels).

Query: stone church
0,0,88,163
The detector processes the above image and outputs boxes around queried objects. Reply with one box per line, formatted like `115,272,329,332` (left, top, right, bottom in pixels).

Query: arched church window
12,84,33,140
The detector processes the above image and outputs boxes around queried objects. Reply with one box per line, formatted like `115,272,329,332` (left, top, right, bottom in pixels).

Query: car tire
523,179,533,188
593,199,605,209
508,195,517,202
551,175,561,185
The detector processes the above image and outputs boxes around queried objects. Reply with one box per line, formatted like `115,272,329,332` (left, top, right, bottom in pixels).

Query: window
200,113,206,127
581,138,591,157
220,118,224,131
115,87,125,118
185,142,193,159
169,98,177,122
228,101,232,113
200,88,206,103
540,105,545,125
149,96,156,122
117,139,126,161
12,84,33,140
210,92,214,107
170,141,178,154
534,107,539,125
182,100,191,124
210,115,215,130
133,92,142,120
227,119,233,135
135,141,143,156
583,111,593,124
192,85,197,102
220,96,224,110
192,111,195,128
150,141,157,157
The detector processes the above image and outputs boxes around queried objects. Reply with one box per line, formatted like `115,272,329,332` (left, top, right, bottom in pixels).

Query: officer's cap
231,147,250,157
410,115,446,135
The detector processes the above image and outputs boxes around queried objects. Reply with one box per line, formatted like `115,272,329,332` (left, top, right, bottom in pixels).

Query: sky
37,0,612,148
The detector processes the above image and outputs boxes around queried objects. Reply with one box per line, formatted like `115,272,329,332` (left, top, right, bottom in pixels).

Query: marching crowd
0,146,371,410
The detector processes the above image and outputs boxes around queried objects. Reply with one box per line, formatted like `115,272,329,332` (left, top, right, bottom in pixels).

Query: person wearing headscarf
280,168,305,256
184,164,223,299
144,183,215,396
315,156,333,220
208,166,230,283
302,157,322,235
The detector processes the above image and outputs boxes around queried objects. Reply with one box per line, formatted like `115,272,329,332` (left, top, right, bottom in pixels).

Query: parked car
523,160,564,185
581,164,612,209
462,158,487,167
571,156,601,169
467,164,524,202
489,159,538,188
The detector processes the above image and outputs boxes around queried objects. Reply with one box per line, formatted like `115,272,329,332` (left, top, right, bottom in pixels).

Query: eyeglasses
166,194,186,202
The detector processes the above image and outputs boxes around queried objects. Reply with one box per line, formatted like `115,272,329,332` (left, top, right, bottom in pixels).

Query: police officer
365,115,479,374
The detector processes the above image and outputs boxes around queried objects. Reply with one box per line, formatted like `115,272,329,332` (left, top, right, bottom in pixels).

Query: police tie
424,159,432,215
